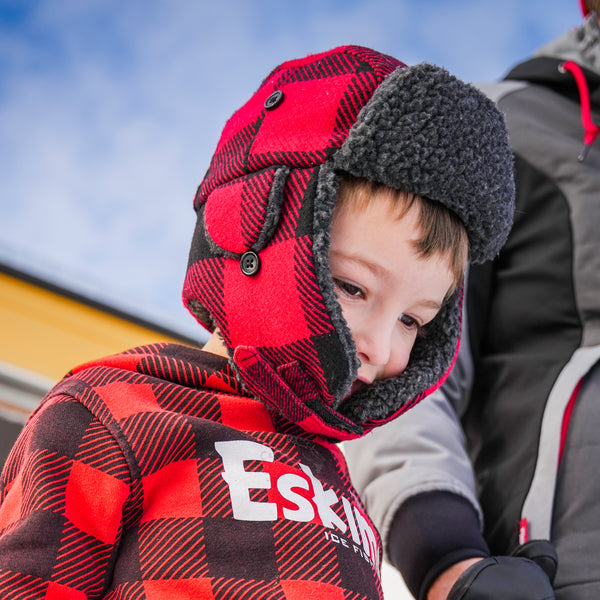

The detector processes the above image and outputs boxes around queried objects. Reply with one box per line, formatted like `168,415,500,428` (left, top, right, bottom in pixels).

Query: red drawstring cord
559,60,600,161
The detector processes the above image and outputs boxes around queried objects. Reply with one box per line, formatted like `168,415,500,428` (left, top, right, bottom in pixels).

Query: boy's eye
399,314,429,338
333,278,365,299
399,314,421,330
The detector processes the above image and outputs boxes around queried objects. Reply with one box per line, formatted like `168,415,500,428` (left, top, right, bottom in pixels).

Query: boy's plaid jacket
0,343,383,599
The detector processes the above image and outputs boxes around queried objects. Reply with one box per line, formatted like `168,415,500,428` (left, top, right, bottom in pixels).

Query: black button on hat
240,251,261,276
264,90,284,110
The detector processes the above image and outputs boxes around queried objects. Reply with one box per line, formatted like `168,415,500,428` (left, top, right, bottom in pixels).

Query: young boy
0,46,514,599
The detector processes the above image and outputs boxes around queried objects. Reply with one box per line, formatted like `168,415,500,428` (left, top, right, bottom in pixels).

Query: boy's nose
354,316,412,380
355,318,394,369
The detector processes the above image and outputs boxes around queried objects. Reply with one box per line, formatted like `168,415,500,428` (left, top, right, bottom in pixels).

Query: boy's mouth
348,378,369,396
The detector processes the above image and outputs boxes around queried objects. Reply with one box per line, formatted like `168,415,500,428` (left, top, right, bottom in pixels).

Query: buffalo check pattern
0,344,383,599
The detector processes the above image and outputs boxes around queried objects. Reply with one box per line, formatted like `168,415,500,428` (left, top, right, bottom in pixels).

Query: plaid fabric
0,343,383,599
183,46,403,439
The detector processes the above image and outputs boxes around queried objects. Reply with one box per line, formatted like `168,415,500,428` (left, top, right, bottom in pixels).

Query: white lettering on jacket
214,439,379,570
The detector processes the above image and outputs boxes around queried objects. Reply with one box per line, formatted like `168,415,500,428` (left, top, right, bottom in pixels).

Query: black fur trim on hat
334,63,515,264
312,163,359,399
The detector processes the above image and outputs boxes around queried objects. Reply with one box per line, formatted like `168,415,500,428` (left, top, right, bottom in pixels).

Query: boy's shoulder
42,343,242,425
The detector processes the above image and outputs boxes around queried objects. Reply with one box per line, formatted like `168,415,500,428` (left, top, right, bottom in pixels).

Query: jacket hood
182,45,515,441
508,17,600,161
534,13,600,77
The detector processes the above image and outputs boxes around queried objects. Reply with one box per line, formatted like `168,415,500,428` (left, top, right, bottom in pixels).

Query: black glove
447,540,557,600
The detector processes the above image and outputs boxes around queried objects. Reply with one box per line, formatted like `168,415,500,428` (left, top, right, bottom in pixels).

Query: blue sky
0,0,582,343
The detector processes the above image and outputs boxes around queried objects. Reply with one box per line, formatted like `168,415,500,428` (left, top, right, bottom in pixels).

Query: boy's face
329,192,456,396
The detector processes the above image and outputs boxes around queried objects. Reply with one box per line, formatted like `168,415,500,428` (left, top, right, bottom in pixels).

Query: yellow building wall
0,269,197,383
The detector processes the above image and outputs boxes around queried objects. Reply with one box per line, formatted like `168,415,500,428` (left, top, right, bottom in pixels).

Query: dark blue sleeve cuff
387,491,490,600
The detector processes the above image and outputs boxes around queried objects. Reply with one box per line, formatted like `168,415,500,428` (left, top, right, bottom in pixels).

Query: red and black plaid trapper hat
183,45,515,440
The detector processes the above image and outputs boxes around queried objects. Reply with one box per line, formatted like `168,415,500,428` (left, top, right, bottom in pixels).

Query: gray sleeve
344,298,483,559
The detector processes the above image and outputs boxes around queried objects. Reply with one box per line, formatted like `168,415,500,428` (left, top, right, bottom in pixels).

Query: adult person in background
345,2,600,599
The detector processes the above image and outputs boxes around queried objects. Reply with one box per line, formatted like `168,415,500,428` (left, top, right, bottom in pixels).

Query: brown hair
334,175,469,291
